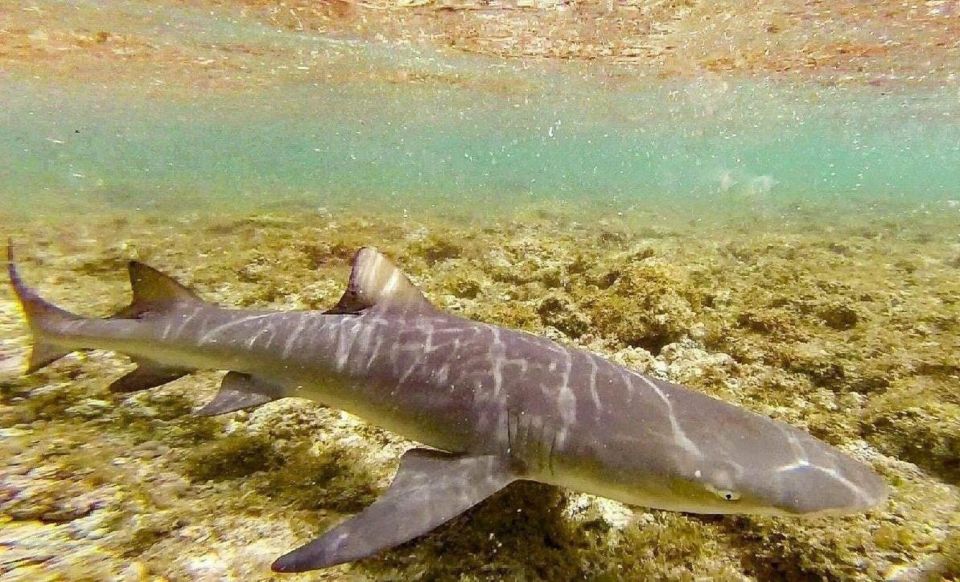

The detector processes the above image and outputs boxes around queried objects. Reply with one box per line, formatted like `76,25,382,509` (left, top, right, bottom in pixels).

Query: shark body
7,245,887,572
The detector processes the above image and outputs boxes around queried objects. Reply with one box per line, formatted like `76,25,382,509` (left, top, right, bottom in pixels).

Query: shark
6,243,888,572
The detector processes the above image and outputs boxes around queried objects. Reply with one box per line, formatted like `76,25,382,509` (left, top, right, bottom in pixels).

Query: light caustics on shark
6,243,888,572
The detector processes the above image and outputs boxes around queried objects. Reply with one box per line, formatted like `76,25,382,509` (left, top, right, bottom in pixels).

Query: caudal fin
6,241,81,373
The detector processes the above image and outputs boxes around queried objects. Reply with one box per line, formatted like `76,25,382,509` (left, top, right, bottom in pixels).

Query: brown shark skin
8,246,888,570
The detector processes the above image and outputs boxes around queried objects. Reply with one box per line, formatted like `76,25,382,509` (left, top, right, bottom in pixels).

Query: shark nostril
704,481,741,501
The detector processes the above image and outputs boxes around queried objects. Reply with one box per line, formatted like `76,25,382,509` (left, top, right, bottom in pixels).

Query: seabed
1,203,958,581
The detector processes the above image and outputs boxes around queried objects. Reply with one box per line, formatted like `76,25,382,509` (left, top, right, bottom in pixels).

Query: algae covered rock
585,261,699,354
537,293,591,339
255,441,379,514
412,234,465,265
184,432,282,481
736,307,808,341
817,301,861,330
443,273,484,299
863,375,960,484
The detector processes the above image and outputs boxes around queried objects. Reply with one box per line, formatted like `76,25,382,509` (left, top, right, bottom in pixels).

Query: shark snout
771,460,888,515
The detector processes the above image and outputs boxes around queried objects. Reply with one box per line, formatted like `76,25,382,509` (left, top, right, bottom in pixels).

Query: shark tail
8,241,206,388
6,240,83,373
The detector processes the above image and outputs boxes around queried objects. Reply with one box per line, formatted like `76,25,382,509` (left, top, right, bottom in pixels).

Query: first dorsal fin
326,247,429,314
113,262,203,319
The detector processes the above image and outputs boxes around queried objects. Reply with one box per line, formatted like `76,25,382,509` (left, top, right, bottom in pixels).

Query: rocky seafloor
1,201,958,581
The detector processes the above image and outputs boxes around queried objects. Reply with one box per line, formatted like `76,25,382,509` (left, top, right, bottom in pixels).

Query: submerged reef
1,202,958,581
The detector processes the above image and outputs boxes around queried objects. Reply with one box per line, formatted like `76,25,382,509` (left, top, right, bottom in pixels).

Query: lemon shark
6,244,887,572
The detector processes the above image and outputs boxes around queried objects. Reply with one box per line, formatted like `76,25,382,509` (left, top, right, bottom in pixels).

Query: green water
2,9,959,217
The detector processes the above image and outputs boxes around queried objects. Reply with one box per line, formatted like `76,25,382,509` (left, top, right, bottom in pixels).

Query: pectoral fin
271,448,517,572
195,371,285,416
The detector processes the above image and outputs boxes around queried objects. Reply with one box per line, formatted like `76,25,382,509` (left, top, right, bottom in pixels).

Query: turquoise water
2,13,959,217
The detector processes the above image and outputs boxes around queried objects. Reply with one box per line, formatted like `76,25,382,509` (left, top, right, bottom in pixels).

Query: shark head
580,374,889,518
658,435,889,517
619,392,890,517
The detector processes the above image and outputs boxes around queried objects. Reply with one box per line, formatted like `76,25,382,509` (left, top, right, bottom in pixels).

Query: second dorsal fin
113,261,203,319
326,247,428,314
